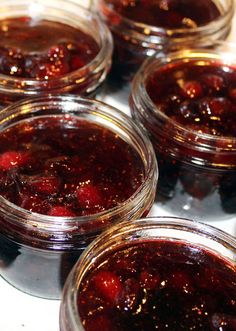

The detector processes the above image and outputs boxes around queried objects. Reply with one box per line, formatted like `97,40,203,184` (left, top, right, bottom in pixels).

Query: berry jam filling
0,17,99,79
104,0,221,29
78,240,236,331
146,60,236,137
0,116,145,216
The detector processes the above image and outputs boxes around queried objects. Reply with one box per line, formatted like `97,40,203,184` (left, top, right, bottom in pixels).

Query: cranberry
76,184,103,209
92,271,122,304
201,74,226,94
0,151,30,170
180,80,203,99
48,45,69,61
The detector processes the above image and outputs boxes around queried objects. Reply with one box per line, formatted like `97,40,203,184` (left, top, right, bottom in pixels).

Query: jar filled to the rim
60,217,236,331
0,95,157,299
0,0,113,106
94,0,234,81
130,43,236,222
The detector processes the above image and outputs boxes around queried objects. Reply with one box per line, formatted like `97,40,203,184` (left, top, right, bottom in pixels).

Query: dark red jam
99,0,221,80
0,116,145,217
78,240,236,331
146,59,236,137
106,0,220,29
139,59,236,216
0,17,99,79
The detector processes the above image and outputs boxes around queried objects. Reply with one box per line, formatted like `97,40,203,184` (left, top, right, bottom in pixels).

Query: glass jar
0,0,113,106
94,0,234,81
130,43,236,222
0,95,157,299
60,216,236,331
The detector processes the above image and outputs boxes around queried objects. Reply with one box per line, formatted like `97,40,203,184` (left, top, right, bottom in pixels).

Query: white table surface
0,1,236,330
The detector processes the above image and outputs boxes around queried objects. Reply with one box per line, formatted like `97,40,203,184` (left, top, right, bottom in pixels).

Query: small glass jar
94,0,234,80
130,43,236,222
0,0,113,106
60,216,236,331
0,95,157,299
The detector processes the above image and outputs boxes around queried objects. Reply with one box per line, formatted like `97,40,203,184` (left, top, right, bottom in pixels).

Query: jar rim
131,44,236,147
0,95,158,244
98,0,234,40
0,0,113,92
60,216,236,331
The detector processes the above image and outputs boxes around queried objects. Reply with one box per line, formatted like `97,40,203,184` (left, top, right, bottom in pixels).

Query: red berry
201,74,225,93
30,175,61,195
208,97,231,116
0,151,30,170
92,271,122,304
76,184,102,208
48,206,76,217
35,60,69,79
180,80,203,99
48,44,69,60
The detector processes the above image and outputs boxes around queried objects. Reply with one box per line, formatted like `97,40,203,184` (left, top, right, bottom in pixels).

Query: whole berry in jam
92,270,122,304
0,17,99,79
0,116,145,217
0,150,30,170
78,240,236,330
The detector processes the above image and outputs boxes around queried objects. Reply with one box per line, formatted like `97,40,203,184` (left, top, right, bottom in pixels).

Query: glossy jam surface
0,116,145,216
105,0,221,28
146,60,236,137
0,17,99,79
78,240,236,330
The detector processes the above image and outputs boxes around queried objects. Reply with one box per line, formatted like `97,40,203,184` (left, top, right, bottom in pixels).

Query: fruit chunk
76,184,102,209
0,151,30,170
92,271,122,304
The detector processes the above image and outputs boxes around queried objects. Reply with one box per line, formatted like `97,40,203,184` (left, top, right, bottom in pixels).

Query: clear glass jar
0,95,157,299
130,43,236,222
60,216,236,331
0,0,113,106
94,0,234,80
